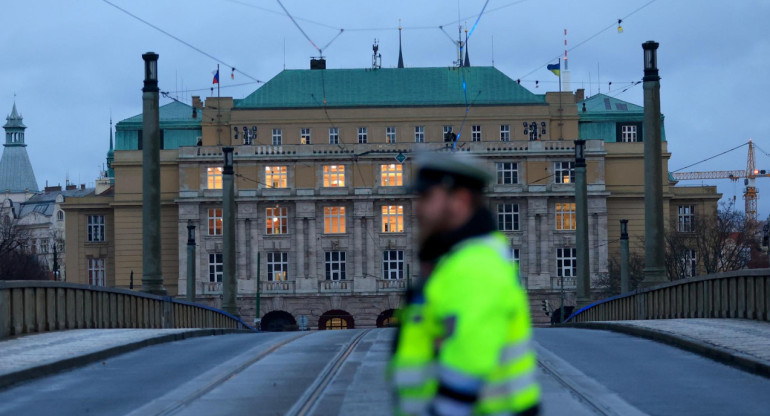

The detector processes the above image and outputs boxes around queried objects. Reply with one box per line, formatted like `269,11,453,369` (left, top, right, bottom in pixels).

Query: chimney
192,96,203,109
81,184,86,190
310,58,326,70
66,185,76,190
575,88,585,103
45,185,62,192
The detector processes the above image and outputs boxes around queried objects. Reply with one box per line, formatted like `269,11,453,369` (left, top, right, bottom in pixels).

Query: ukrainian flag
547,62,560,76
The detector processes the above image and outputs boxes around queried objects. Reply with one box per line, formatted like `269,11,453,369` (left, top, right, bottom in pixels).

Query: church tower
0,102,39,194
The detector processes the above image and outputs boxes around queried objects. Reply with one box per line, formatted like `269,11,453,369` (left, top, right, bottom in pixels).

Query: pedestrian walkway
571,319,770,378
0,328,241,389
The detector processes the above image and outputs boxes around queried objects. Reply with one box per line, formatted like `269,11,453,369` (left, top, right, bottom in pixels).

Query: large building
62,63,719,328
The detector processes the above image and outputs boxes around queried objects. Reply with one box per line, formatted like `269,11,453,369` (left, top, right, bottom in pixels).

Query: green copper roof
4,102,26,129
0,145,38,193
116,101,201,129
580,93,644,115
235,66,546,109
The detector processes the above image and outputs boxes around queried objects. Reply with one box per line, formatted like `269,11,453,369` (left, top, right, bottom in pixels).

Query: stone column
221,147,238,317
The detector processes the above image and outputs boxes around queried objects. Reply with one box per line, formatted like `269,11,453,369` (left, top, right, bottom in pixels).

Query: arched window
319,310,354,330
57,211,64,221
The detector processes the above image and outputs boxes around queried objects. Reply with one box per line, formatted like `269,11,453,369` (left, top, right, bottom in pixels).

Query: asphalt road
1,327,768,415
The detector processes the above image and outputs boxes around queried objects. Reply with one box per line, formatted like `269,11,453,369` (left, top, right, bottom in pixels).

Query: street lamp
574,139,590,309
221,146,238,316
620,219,630,293
223,147,234,174
642,41,659,81
142,52,159,92
575,139,586,167
186,220,196,302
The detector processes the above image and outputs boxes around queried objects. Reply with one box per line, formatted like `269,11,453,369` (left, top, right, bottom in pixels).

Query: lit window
500,125,510,142
383,250,404,280
88,258,106,286
87,215,105,242
301,128,311,144
209,253,223,282
381,164,403,187
208,208,223,235
358,127,368,144
323,165,345,187
555,203,576,231
497,162,518,185
265,166,287,188
324,207,346,234
272,128,282,146
386,127,397,144
497,203,519,231
472,125,482,142
267,252,288,281
554,161,575,184
329,127,339,144
678,205,695,232
414,126,424,143
266,206,288,235
382,205,404,233
207,167,223,189
325,251,346,280
557,248,576,278
326,317,348,329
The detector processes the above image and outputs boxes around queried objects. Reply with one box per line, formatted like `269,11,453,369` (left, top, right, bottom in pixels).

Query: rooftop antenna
562,29,571,92
397,19,404,68
372,39,382,69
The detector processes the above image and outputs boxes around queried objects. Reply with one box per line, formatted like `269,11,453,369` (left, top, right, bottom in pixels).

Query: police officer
391,152,540,416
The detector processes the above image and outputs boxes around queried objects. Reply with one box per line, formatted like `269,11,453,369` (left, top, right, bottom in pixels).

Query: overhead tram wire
671,142,748,173
518,0,660,81
101,0,264,85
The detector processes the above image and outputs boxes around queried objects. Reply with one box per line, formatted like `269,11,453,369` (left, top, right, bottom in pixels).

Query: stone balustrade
567,269,770,323
0,281,253,339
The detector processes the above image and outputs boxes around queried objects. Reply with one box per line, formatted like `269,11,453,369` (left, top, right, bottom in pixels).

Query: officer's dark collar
418,207,496,263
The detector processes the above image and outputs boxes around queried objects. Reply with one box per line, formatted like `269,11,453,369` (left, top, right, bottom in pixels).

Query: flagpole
217,64,220,98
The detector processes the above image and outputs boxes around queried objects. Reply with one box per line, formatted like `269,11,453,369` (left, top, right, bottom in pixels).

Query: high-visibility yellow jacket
391,233,540,416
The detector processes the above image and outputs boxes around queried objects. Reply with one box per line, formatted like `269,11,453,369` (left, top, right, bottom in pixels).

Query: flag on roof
547,62,560,76
212,69,219,84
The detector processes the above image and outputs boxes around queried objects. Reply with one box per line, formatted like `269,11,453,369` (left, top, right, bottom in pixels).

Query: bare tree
665,202,759,280
595,251,646,295
0,216,49,281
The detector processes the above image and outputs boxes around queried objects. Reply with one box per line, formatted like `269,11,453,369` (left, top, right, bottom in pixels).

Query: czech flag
547,62,560,76
212,69,219,84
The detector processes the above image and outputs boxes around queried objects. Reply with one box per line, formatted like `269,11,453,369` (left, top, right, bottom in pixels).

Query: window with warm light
554,162,575,184
265,166,287,188
207,167,223,189
208,208,223,235
301,128,311,144
324,207,346,234
555,203,576,230
323,165,345,187
386,127,397,143
380,164,403,187
266,207,288,235
267,252,288,281
382,205,404,233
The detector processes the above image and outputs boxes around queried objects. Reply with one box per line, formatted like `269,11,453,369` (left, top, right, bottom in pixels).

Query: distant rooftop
116,101,201,129
235,66,546,109
18,187,94,218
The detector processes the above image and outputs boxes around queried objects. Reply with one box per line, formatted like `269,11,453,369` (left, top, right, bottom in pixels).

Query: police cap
412,151,491,194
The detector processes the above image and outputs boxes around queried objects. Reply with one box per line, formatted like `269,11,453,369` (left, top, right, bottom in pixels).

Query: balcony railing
199,281,222,295
319,280,353,293
552,276,576,290
377,279,407,292
261,280,295,294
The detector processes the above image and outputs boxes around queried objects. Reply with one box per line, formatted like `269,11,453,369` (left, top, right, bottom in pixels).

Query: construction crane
672,139,769,222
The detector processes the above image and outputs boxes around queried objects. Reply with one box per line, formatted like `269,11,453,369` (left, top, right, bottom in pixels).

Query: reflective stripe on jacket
391,233,540,415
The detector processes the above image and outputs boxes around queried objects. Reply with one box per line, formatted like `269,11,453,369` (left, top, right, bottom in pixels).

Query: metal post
575,139,591,308
186,220,196,302
641,41,667,287
620,219,630,293
255,252,261,330
140,52,166,295
221,147,239,316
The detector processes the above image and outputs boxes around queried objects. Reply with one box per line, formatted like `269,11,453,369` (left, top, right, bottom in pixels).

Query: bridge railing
567,269,770,323
0,281,254,339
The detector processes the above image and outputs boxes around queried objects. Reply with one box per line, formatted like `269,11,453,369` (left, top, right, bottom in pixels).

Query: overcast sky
2,0,769,217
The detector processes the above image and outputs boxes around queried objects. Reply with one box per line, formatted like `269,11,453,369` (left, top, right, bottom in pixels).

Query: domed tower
0,102,39,194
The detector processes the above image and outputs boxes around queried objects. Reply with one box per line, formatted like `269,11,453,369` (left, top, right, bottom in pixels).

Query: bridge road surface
1,328,769,415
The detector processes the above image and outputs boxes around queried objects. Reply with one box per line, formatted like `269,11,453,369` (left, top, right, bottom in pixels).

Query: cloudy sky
2,0,769,216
